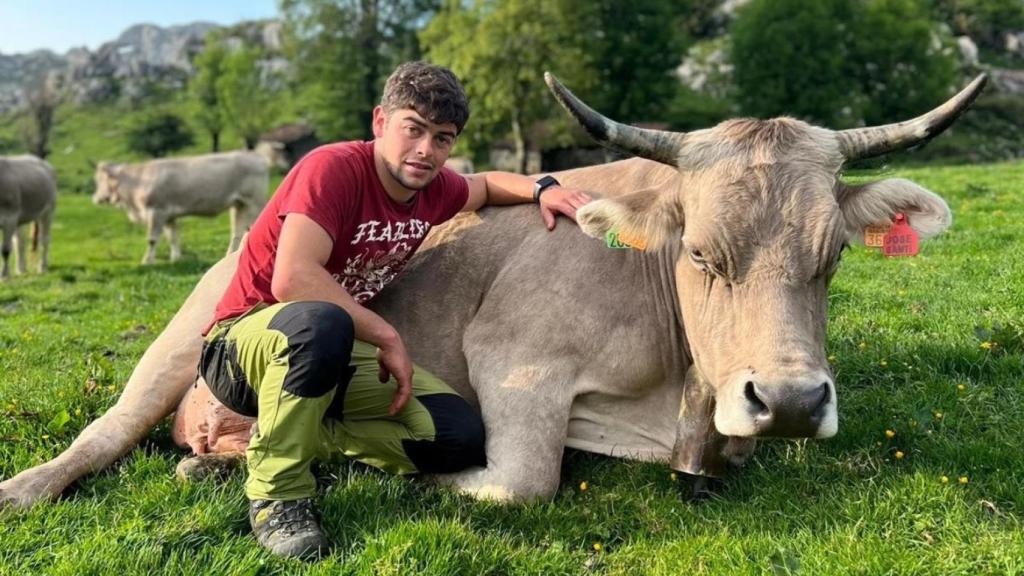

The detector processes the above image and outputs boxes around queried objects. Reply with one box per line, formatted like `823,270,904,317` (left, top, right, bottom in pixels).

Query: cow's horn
837,74,987,161
545,72,686,167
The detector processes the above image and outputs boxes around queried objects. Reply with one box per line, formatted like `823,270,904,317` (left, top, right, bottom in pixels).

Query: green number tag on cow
606,229,647,251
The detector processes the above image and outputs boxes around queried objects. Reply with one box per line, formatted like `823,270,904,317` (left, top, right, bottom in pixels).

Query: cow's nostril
744,381,770,417
812,382,831,415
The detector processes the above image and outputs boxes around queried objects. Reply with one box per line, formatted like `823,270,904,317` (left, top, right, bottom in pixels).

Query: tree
127,111,194,158
19,75,61,159
281,0,441,142
219,47,279,150
190,35,228,152
731,0,956,128
422,0,595,173
574,1,691,124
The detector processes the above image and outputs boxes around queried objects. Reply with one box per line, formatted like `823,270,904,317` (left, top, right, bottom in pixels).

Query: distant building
255,123,320,170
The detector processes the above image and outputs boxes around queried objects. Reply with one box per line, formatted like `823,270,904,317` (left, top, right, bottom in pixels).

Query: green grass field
1,160,1023,575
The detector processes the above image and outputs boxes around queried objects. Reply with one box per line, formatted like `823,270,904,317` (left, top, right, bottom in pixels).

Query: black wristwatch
533,175,560,203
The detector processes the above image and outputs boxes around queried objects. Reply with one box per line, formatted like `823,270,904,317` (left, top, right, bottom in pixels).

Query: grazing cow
93,151,268,264
0,74,985,508
0,155,56,279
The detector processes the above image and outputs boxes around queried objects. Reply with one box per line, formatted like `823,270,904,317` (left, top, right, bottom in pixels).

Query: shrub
126,111,194,158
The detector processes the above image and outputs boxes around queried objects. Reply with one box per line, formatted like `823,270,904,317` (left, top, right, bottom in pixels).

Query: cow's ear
838,178,952,244
576,186,682,251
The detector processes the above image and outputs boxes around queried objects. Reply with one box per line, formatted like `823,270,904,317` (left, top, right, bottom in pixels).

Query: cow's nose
744,380,831,437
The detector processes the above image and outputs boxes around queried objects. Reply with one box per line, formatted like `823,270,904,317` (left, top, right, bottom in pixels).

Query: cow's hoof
175,453,245,483
676,472,723,503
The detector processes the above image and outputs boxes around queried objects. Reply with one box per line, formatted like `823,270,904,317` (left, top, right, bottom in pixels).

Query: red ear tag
882,213,919,257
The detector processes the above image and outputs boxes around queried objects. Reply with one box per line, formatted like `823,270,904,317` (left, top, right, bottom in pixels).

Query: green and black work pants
199,301,486,501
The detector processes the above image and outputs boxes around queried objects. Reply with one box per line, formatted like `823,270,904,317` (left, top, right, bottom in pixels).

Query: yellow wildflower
41,434,49,440
880,360,888,367
828,355,836,363
895,451,905,460
959,476,969,484
934,412,943,420
980,341,993,350
957,384,966,392
858,342,867,351
885,429,896,439
670,473,677,481
593,543,602,552
940,476,949,484
579,481,588,492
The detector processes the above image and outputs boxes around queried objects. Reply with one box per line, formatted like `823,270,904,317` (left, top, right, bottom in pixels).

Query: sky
0,0,280,55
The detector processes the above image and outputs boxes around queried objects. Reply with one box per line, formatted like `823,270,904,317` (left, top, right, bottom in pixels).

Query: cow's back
0,155,57,223
130,152,268,215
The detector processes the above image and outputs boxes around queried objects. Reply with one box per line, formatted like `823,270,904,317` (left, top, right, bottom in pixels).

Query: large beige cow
93,151,268,264
0,155,56,280
0,74,985,508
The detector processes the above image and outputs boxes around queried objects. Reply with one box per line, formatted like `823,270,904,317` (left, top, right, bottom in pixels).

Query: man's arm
272,212,413,415
462,172,592,230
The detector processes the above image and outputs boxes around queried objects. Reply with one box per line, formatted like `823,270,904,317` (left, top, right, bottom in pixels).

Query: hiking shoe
249,498,330,561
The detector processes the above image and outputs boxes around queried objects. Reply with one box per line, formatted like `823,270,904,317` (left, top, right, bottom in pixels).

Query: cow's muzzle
715,370,838,439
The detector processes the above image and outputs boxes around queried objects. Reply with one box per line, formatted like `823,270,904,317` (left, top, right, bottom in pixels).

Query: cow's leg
13,223,27,275
227,204,254,255
163,220,181,262
37,210,52,273
669,367,756,500
0,252,239,509
142,210,165,265
431,366,574,503
0,219,14,280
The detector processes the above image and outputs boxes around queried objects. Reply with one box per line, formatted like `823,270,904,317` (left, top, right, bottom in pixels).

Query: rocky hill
0,19,284,113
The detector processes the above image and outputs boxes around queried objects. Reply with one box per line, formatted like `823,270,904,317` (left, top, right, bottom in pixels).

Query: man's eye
405,126,421,136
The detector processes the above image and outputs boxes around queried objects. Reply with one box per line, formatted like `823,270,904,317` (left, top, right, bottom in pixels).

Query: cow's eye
688,249,711,273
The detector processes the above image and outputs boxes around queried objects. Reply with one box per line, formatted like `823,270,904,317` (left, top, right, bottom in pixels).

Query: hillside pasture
0,161,1023,574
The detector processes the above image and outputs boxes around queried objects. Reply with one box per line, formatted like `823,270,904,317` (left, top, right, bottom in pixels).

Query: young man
197,61,592,560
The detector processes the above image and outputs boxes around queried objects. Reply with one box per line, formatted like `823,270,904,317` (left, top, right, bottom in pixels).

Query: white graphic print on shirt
332,218,432,303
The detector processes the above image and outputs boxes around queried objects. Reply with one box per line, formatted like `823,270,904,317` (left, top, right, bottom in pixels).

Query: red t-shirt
206,140,469,332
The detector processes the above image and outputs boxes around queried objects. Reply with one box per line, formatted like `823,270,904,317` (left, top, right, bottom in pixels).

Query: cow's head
547,73,985,440
92,162,122,205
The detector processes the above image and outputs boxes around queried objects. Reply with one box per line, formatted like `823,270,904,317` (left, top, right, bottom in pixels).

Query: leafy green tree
190,35,228,152
732,0,861,127
127,111,194,158
219,47,279,150
855,0,957,126
422,0,594,172
732,0,956,128
281,0,440,142
574,1,691,124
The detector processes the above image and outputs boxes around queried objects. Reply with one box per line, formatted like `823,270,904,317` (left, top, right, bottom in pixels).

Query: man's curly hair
381,62,470,134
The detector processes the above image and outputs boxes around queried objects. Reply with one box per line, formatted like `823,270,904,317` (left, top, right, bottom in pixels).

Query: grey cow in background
93,151,268,264
0,155,56,280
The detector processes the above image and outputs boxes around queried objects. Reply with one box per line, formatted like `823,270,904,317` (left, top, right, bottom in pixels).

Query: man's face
372,106,458,192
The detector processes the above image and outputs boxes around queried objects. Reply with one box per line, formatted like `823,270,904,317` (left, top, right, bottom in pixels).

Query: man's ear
371,106,387,139
838,178,952,244
576,186,682,251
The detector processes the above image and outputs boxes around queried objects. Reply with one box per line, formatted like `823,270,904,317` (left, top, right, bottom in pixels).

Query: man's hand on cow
376,338,414,415
539,187,593,230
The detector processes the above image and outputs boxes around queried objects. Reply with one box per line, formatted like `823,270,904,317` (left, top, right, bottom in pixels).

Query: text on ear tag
605,229,647,251
864,224,890,247
882,213,919,257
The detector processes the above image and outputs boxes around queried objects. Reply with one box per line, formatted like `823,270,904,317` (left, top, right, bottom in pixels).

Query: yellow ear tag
864,223,890,247
606,229,647,251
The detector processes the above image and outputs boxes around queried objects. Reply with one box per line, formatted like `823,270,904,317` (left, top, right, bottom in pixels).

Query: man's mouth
405,161,433,174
